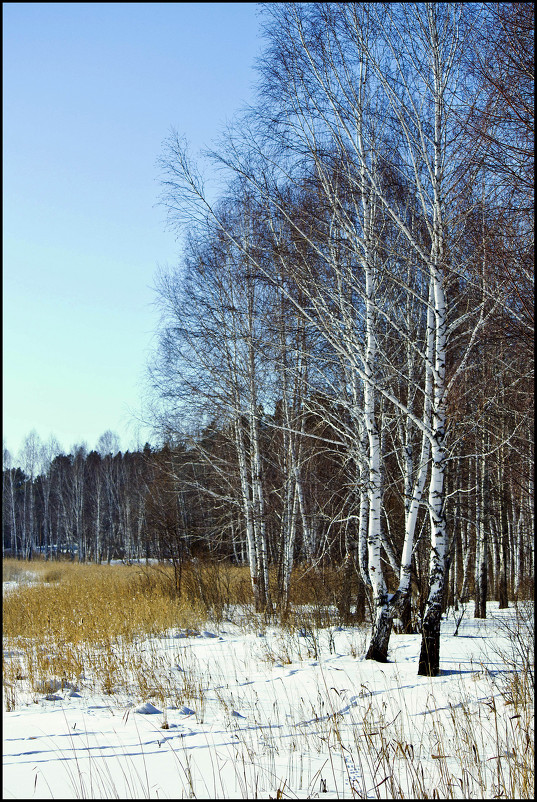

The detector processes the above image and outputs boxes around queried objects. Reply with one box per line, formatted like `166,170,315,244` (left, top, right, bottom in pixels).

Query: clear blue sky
3,2,262,459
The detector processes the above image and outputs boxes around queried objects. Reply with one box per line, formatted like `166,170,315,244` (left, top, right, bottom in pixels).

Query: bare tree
150,1,532,674
150,196,278,612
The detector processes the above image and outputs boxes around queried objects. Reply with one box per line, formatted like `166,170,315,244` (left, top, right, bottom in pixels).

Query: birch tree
150,1,531,672
150,196,276,612
219,2,464,669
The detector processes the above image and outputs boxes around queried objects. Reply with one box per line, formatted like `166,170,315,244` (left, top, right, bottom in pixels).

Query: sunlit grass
3,559,221,707
3,559,534,798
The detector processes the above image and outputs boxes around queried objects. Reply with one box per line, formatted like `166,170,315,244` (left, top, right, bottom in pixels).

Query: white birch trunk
391,280,434,625
418,5,450,676
362,170,391,661
356,414,371,589
234,414,259,607
249,393,271,613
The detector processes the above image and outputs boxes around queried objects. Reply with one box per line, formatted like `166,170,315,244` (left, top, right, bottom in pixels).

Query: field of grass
2,558,349,706
3,558,534,799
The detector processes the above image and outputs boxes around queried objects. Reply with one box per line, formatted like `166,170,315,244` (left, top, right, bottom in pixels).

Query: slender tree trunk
249,391,271,614
418,13,449,675
513,501,523,600
362,172,391,662
417,283,447,675
459,514,471,603
393,280,434,629
8,471,18,558
234,415,261,610
363,282,392,658
475,436,489,619
497,488,509,609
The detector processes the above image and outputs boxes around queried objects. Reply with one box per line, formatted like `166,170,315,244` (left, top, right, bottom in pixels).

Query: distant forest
4,4,533,677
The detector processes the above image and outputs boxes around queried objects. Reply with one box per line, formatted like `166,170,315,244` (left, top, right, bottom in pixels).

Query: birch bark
415,3,452,676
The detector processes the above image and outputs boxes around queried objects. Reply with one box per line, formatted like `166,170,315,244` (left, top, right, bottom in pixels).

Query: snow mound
134,701,162,715
178,705,195,715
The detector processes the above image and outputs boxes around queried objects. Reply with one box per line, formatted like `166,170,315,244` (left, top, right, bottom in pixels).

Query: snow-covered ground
3,599,533,799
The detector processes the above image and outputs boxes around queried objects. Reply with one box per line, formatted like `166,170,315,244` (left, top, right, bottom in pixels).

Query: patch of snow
133,702,162,715
2,602,533,799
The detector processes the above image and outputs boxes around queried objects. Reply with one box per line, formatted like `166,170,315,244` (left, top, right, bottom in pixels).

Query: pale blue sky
3,2,262,459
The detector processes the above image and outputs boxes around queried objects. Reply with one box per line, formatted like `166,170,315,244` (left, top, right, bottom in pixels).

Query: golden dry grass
2,558,355,709
3,559,533,798
3,559,229,707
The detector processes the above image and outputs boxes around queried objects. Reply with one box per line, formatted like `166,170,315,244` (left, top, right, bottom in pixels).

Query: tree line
3,430,242,575
4,4,533,677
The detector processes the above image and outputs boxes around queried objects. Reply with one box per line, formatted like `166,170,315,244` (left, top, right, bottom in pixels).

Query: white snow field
3,597,533,799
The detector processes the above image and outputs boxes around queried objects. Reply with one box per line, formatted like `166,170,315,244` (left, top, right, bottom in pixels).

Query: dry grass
2,557,361,714
3,559,533,799
3,559,222,708
4,561,184,642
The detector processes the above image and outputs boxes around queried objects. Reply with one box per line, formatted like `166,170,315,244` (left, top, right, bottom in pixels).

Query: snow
3,601,533,799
